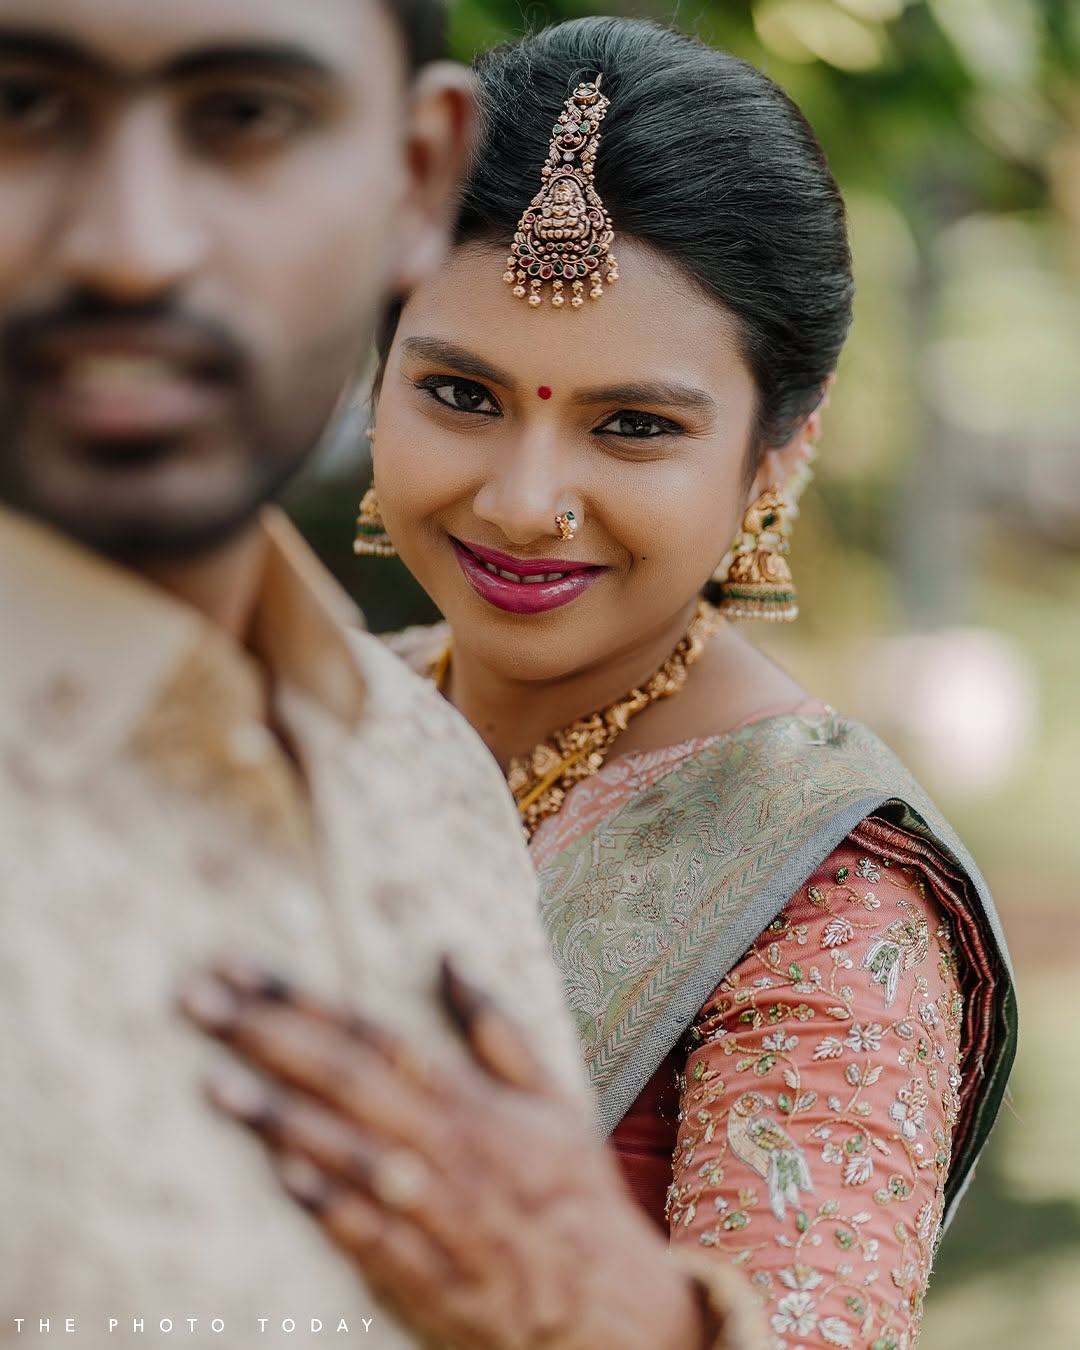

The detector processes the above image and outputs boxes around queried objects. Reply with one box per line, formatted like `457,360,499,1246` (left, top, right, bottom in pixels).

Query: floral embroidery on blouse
666,838,964,1350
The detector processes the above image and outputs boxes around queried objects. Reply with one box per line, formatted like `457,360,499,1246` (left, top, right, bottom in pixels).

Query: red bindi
537,386,553,400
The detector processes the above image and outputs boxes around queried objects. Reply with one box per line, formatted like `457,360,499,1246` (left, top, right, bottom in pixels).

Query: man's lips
20,320,238,380
451,538,604,615
16,323,237,443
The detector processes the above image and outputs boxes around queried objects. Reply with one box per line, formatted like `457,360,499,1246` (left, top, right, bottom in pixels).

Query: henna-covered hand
178,957,711,1350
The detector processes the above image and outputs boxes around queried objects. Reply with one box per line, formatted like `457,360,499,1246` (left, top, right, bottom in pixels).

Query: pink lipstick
451,538,603,615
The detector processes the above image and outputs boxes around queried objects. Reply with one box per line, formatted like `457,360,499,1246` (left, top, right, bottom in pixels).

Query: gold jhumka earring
714,396,826,621
353,487,396,558
353,426,396,558
715,488,798,622
502,76,618,309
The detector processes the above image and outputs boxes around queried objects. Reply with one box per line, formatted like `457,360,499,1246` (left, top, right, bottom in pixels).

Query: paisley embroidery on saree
533,710,1015,1223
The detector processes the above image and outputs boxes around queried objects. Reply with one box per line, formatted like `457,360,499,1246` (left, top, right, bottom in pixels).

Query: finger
274,1152,388,1255
207,1066,468,1260
275,1151,339,1216
274,1154,461,1319
207,1063,379,1182
209,957,296,1005
327,1196,457,1331
201,961,440,1089
182,977,444,1152
440,956,556,1096
304,1165,537,1350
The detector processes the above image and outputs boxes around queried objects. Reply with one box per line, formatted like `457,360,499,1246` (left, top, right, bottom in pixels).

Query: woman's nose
471,439,577,548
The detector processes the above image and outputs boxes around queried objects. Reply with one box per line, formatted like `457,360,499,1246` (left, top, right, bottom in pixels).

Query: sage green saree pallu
533,708,1016,1227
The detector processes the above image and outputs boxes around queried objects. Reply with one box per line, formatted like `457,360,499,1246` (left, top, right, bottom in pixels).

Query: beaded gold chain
430,600,726,841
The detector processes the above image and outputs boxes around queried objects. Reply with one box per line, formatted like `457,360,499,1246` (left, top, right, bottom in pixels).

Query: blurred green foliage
449,0,1080,231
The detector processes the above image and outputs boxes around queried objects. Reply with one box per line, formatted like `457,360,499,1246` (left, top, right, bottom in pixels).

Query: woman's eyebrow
399,338,514,389
571,380,716,414
399,341,718,415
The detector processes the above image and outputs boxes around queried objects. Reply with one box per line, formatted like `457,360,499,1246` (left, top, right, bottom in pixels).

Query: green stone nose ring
555,510,578,541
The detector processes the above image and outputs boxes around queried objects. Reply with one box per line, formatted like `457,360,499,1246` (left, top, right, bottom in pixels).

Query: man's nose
55,104,209,303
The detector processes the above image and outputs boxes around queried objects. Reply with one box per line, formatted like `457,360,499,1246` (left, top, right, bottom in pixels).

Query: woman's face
374,237,771,682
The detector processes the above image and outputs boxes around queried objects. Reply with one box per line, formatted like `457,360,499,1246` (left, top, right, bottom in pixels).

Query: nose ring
555,510,578,542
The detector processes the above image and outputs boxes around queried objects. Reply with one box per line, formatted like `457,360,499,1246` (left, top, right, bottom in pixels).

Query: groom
0,1,584,1344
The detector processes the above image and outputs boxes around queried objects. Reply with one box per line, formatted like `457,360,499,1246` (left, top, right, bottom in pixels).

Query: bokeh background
287,1,1080,1343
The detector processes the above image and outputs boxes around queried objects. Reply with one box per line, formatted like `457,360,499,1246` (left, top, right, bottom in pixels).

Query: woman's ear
747,426,813,506
389,63,478,294
746,378,832,506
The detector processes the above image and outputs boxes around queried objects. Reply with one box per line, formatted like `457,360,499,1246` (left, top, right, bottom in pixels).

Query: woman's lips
451,538,603,615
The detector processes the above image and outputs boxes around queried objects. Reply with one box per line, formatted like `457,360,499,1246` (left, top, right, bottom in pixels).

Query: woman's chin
438,612,599,684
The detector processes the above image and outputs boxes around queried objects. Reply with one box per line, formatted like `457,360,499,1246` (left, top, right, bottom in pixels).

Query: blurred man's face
0,0,454,559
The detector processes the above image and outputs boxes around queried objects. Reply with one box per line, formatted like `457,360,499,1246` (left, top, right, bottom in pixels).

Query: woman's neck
442,605,810,772
444,600,700,771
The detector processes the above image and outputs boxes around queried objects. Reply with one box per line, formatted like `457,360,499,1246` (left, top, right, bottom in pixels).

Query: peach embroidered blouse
532,732,1004,1350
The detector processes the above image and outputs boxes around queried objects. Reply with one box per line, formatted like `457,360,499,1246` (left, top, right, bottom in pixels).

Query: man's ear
390,63,477,294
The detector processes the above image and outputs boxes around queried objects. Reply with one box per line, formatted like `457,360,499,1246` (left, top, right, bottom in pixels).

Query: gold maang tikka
503,76,619,310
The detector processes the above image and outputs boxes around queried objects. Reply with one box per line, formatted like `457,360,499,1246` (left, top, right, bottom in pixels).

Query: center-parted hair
456,17,853,454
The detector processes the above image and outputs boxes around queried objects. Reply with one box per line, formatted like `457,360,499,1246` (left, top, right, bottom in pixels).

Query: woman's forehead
397,238,751,395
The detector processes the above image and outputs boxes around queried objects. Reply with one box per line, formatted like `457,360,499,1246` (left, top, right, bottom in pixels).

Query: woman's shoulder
678,706,970,858
380,620,450,677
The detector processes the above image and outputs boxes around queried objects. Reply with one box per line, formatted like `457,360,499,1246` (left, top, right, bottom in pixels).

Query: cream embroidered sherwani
0,505,588,1348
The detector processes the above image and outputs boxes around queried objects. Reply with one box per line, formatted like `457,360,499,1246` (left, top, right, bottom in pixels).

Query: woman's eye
421,378,499,415
0,73,73,139
596,410,681,438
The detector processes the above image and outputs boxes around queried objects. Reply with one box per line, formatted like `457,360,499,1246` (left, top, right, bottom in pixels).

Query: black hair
377,17,852,459
385,0,446,71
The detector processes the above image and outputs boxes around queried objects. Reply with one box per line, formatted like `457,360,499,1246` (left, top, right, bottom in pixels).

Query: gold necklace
430,600,726,841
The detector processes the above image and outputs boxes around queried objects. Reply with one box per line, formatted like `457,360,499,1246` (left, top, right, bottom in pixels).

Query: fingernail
439,955,489,1032
208,1067,272,1128
278,1154,330,1214
179,976,238,1031
254,971,293,1002
216,959,293,1003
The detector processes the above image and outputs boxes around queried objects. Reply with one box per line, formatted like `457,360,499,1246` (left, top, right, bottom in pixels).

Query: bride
192,17,1016,1349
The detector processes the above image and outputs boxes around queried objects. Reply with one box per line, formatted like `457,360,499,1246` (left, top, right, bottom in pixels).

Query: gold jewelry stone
429,601,725,840
555,510,578,541
504,76,618,310
715,487,797,621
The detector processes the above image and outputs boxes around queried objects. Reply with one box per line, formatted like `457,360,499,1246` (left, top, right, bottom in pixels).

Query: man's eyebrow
400,338,516,389
0,29,338,85
571,380,716,415
160,44,338,85
0,30,107,76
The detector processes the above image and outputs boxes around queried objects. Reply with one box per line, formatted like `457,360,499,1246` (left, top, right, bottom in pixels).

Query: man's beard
0,419,328,566
0,289,335,564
